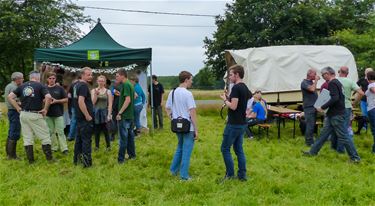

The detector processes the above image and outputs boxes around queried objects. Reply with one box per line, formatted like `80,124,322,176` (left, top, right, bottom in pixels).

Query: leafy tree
193,66,217,89
204,0,375,79
0,0,91,94
333,13,375,76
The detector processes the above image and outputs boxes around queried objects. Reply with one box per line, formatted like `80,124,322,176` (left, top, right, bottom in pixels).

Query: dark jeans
152,105,163,129
7,109,21,140
221,124,247,179
331,108,352,153
94,123,110,148
118,119,135,162
245,118,265,137
368,108,375,153
74,120,93,167
304,107,316,146
309,114,360,160
68,108,77,140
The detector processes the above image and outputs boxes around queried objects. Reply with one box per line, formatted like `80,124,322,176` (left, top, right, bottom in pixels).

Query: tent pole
149,61,154,136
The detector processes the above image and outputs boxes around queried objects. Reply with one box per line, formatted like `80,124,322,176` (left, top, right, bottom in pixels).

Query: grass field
1,107,375,205
164,89,223,101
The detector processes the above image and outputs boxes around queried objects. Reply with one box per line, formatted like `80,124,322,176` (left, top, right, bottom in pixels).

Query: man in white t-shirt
165,71,198,181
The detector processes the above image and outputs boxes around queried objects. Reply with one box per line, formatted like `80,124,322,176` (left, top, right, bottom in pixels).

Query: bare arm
353,88,364,105
165,107,172,119
107,90,113,120
225,98,239,110
52,97,68,104
7,92,21,112
116,96,131,120
189,108,198,140
78,96,92,121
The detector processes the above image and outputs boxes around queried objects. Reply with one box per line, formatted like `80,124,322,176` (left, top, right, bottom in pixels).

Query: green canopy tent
34,20,156,131
34,21,151,67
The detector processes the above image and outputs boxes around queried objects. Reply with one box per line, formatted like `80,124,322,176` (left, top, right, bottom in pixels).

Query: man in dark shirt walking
301,68,320,146
73,67,94,167
303,67,361,163
219,64,250,181
148,75,164,129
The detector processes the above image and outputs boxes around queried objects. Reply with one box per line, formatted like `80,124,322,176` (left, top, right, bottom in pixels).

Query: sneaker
180,177,192,181
62,150,69,155
302,150,315,157
238,177,248,182
248,136,254,140
217,175,235,184
349,158,361,164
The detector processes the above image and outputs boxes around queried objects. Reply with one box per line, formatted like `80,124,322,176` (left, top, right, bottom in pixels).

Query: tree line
204,0,375,80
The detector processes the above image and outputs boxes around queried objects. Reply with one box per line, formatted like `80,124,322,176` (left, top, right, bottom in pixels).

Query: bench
257,123,271,139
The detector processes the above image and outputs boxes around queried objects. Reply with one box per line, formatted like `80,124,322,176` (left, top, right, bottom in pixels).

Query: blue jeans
360,100,368,129
368,108,375,153
118,119,135,162
74,120,93,167
134,104,143,130
304,107,316,146
68,108,77,139
7,109,21,140
332,108,352,153
310,115,360,160
221,124,247,179
170,131,195,179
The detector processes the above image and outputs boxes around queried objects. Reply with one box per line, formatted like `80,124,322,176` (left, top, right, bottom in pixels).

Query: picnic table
268,105,301,140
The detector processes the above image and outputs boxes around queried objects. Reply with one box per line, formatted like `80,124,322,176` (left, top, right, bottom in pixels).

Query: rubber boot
6,138,10,159
8,139,20,160
42,144,53,162
25,145,35,164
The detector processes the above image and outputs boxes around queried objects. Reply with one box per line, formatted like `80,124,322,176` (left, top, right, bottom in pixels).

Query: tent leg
149,61,154,136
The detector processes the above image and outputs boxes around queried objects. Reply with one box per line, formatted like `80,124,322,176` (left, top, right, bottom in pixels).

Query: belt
22,110,41,114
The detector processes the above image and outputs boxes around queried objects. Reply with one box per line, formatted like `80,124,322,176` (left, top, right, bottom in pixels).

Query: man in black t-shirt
45,72,68,154
8,71,53,164
148,75,164,129
303,67,361,163
73,67,94,167
219,64,249,181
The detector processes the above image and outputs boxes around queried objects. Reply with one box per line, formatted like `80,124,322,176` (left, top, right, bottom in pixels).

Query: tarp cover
34,22,152,67
226,45,358,93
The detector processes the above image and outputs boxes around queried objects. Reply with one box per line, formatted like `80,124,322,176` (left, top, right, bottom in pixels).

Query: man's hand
317,107,324,113
220,93,227,101
315,75,321,81
116,114,121,121
85,115,92,121
51,98,56,104
39,109,47,117
16,107,22,113
194,130,199,141
107,114,112,122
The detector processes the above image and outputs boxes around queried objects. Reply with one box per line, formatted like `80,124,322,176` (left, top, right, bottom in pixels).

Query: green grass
164,89,223,100
1,109,375,205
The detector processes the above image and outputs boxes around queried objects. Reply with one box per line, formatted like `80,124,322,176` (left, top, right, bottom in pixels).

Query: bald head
339,66,349,77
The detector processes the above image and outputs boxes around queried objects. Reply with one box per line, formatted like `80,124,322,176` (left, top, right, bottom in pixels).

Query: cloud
76,0,230,75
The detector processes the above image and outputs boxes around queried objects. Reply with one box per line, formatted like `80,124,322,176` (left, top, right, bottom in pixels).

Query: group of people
4,67,149,167
4,63,375,181
301,66,375,162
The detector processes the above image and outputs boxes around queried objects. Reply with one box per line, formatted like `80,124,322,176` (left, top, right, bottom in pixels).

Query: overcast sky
75,0,231,76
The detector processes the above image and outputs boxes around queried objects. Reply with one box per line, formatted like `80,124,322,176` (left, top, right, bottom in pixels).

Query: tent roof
34,21,151,67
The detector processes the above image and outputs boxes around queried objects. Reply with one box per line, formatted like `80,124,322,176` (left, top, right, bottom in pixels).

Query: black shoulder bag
170,88,191,133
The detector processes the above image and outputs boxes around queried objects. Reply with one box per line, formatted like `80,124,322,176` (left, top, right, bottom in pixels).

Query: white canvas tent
225,45,359,103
